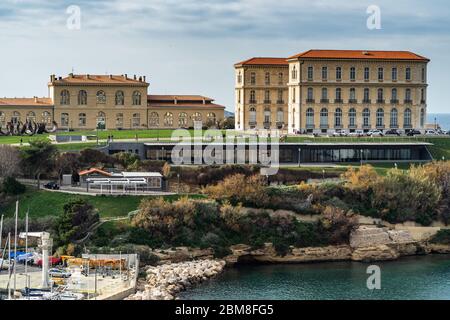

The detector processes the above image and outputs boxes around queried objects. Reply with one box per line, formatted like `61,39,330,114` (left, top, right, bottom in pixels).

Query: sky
0,0,449,113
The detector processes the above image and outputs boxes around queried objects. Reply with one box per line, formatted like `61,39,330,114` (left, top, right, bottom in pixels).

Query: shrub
2,177,26,195
430,229,450,244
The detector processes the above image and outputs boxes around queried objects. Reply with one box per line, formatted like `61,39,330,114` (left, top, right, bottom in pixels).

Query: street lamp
177,173,180,194
322,169,325,180
298,148,301,167
394,163,398,170
360,149,364,166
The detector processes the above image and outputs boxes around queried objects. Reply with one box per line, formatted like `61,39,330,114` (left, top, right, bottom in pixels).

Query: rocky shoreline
126,226,450,300
126,259,226,300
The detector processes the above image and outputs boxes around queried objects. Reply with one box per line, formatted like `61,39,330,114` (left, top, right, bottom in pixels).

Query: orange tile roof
79,168,112,177
148,102,225,109
148,95,214,102
288,50,429,61
50,74,148,85
0,97,53,106
234,57,288,67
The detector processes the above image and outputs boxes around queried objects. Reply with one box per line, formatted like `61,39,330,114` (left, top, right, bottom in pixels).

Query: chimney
34,97,38,103
50,75,55,82
109,74,113,79
69,73,74,78
174,97,177,105
139,76,142,82
86,74,90,79
134,75,137,80
143,76,146,82
125,74,128,79
202,98,206,105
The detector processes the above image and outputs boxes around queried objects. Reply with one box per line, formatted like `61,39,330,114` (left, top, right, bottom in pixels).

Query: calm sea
428,113,450,130
179,255,450,300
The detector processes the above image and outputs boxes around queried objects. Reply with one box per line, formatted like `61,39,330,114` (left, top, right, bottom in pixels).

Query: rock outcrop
126,259,226,300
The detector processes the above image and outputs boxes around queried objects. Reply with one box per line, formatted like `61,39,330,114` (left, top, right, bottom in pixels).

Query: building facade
0,74,225,131
235,50,429,134
234,58,289,131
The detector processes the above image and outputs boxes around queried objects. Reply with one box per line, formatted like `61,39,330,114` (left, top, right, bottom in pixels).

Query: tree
219,117,235,129
78,148,117,168
0,145,21,181
54,198,100,247
21,139,58,189
114,152,140,170
55,152,80,186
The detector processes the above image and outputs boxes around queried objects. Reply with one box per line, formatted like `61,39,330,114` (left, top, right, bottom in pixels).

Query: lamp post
394,163,398,170
360,149,364,166
177,173,180,194
322,169,325,180
298,148,301,167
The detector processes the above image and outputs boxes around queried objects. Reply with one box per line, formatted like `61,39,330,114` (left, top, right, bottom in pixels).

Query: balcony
363,99,371,104
404,124,412,129
348,124,357,129
376,124,385,129
263,122,271,129
390,99,399,104
320,99,329,103
421,100,426,104
362,125,371,129
390,124,399,129
334,99,343,104
348,99,357,104
248,121,257,126
320,124,329,129
404,99,413,104
264,100,271,104
249,100,257,104
277,100,285,104
306,99,315,103
306,124,315,129
376,99,385,104
276,122,285,129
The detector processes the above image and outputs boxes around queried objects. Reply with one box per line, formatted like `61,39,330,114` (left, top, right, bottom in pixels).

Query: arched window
26,111,36,122
265,72,270,85
97,111,106,129
61,113,69,127
264,107,271,124
364,88,370,102
42,111,52,125
207,112,216,125
390,108,398,127
363,108,370,127
192,112,202,122
79,113,86,127
348,108,356,127
96,90,106,104
0,112,5,126
420,108,425,127
306,108,314,127
307,88,314,101
334,108,342,127
404,108,412,127
277,108,283,123
164,112,173,127
132,113,141,128
178,112,188,127
320,108,328,127
377,88,384,102
250,90,256,103
78,90,87,105
249,107,256,123
115,91,124,105
335,88,342,101
392,88,398,102
376,108,384,127
116,113,124,128
132,91,141,105
149,112,159,127
12,111,20,124
349,88,356,102
60,90,70,105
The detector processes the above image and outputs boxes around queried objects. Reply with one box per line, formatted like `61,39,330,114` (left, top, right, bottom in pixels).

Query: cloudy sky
0,0,449,113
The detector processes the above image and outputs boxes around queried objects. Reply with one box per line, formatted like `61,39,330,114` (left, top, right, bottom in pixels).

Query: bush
2,177,26,195
430,229,450,244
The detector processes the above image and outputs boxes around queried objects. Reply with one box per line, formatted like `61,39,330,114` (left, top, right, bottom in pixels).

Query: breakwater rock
126,259,226,300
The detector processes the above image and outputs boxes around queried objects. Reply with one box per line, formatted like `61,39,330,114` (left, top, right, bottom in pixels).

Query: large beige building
0,74,224,131
235,50,429,134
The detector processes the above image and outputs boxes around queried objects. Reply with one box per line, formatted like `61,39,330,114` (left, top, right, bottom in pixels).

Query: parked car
332,130,348,137
425,129,439,135
44,181,60,190
348,130,364,137
385,129,401,136
407,129,422,136
367,129,384,137
48,268,72,279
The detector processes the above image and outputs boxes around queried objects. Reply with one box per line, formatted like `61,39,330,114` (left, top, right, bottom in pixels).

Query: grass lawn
1,188,206,219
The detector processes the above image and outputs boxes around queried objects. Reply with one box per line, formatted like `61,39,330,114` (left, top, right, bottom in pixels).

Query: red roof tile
51,74,148,85
79,168,112,177
288,50,429,61
234,57,288,67
0,97,53,106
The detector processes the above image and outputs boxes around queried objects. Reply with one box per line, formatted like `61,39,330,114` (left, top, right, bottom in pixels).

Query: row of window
237,71,285,86
302,107,425,128
292,66,425,82
244,89,285,104
247,107,284,124
60,90,142,106
0,111,52,125
56,112,217,128
304,87,425,104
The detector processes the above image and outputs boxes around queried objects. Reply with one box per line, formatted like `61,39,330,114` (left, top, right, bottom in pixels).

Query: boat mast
7,232,11,300
13,201,18,299
25,209,29,289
